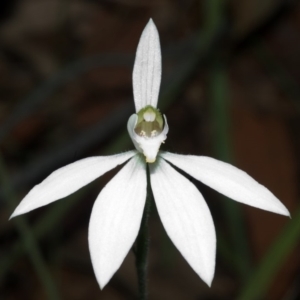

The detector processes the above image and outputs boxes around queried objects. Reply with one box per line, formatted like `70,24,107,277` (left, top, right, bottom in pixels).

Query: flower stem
135,168,152,300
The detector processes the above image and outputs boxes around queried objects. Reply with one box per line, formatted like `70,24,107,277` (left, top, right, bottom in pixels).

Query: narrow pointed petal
161,152,290,216
10,151,136,219
150,158,216,286
89,155,147,289
133,19,162,111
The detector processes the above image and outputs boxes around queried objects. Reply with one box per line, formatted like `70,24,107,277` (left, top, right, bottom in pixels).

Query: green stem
135,167,152,300
0,154,60,300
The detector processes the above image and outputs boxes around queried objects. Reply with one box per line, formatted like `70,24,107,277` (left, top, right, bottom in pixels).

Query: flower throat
134,105,164,138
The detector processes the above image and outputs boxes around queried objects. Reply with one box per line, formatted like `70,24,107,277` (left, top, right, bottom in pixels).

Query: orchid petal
150,158,216,286
133,19,161,111
160,152,290,216
10,151,136,219
89,154,147,289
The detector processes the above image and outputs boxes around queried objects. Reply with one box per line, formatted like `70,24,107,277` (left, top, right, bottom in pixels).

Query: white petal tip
205,278,213,288
9,212,16,220
9,208,23,220
273,203,290,217
94,269,112,290
146,18,155,27
199,269,214,287
282,208,291,218
94,270,113,290
284,209,290,217
9,203,32,220
194,268,214,287
99,281,107,290
144,19,159,40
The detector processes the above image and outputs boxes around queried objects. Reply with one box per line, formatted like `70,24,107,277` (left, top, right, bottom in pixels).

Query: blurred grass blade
197,0,252,278
254,39,300,111
209,61,252,278
0,189,84,283
0,153,60,300
238,207,300,300
205,0,251,278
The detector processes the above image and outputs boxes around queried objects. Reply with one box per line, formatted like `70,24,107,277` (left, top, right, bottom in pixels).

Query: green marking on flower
134,105,164,138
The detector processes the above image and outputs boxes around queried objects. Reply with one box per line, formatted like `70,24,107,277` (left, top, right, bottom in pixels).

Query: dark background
0,0,300,299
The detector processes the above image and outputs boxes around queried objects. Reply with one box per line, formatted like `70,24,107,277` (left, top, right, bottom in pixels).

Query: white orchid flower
10,19,290,289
